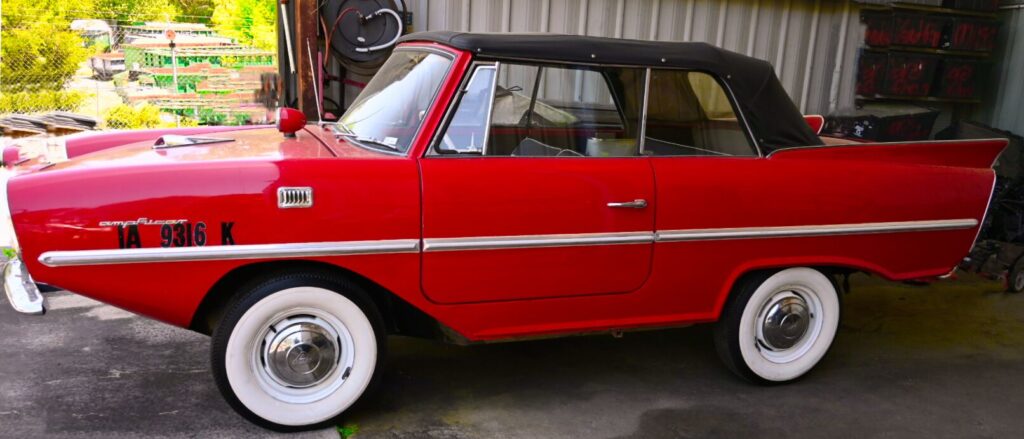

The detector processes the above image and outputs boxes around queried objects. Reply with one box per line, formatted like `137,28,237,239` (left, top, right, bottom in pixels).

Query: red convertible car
0,32,1005,430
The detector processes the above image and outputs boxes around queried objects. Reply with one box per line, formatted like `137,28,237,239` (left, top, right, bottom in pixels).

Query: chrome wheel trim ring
250,308,356,404
263,316,340,388
754,287,824,364
1014,269,1024,292
759,292,811,350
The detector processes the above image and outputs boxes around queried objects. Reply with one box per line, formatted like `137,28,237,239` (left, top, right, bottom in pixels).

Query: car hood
31,126,383,174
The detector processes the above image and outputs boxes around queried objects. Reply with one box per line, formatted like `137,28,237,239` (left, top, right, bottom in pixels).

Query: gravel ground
2,274,1022,438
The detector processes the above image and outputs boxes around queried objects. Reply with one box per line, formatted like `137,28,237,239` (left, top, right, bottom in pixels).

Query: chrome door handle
607,199,648,209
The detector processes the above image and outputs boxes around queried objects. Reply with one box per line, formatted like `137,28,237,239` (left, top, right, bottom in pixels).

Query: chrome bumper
3,257,45,315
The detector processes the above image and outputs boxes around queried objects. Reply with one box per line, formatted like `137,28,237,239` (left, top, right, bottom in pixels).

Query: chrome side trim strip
39,239,421,267
38,219,979,267
423,231,654,252
655,219,979,242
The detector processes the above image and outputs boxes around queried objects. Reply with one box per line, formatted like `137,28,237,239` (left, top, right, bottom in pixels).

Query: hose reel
323,0,405,73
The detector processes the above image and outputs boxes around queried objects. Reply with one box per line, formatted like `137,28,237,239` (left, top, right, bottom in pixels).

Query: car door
420,62,655,304
641,69,766,313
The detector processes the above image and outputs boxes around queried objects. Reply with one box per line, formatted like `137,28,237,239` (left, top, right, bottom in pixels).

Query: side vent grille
277,187,314,209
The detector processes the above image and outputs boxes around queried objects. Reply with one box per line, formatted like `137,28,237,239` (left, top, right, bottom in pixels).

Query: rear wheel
210,273,384,431
1008,258,1024,293
713,267,840,383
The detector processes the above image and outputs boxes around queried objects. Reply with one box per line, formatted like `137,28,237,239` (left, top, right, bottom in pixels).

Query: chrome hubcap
758,292,812,351
262,316,340,388
1014,271,1024,292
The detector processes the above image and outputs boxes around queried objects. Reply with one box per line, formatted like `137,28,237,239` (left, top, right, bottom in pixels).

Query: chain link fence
1,2,277,138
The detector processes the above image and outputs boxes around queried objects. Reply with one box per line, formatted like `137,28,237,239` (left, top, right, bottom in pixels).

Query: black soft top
398,31,823,151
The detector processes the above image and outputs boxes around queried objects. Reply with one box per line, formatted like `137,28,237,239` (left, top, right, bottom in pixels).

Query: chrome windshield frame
335,46,457,156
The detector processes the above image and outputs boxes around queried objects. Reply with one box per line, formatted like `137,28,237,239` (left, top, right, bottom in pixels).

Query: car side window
435,62,645,157
436,65,497,154
490,64,645,157
644,70,757,157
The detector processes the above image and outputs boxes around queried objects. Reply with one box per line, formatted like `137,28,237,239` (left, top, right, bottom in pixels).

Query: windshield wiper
331,126,401,152
351,135,400,152
333,123,356,136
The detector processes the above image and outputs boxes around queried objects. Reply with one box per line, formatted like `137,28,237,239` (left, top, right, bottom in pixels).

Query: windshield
337,50,453,154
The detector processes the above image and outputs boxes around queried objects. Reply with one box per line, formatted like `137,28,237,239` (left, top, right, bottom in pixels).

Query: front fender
7,157,421,327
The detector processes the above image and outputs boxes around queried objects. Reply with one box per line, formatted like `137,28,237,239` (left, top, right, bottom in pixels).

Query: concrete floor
1,274,1023,438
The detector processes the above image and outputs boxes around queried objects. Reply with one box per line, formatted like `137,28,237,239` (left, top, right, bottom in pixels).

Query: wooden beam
292,0,320,120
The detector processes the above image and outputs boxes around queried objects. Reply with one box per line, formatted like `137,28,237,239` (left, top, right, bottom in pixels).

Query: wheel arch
710,257,878,320
189,259,441,339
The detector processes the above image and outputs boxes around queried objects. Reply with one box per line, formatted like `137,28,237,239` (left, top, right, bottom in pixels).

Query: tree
211,0,277,52
172,1,217,23
0,0,96,30
1,0,92,96
89,0,180,23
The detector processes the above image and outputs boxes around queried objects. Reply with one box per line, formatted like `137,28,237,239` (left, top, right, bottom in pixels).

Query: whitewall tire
211,273,384,431
714,267,841,383
1008,258,1024,293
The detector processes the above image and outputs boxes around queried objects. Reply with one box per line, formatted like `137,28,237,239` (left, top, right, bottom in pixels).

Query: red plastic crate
883,53,939,97
935,59,987,98
949,19,1000,52
893,13,951,48
856,50,889,95
862,10,894,47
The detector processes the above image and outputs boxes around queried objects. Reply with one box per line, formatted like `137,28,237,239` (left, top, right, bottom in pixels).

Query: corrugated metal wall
982,2,1024,136
406,0,864,115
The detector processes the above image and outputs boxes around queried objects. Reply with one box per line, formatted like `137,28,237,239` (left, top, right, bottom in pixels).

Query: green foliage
232,113,252,125
220,55,239,68
90,0,180,23
104,104,165,129
197,108,228,125
1,0,92,97
0,26,91,94
212,0,278,51
0,0,96,30
89,38,113,54
178,116,200,127
336,423,360,439
0,90,87,114
172,0,217,22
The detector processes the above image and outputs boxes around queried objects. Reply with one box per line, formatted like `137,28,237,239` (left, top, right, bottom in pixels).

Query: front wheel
210,273,384,431
713,267,840,383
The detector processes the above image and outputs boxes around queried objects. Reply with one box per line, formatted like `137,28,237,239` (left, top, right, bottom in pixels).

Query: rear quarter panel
646,138,1002,319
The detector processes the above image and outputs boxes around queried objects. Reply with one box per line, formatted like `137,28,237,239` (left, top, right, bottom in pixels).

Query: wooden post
292,0,319,119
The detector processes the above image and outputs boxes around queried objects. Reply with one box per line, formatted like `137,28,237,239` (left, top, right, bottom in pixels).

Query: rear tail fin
803,115,825,135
